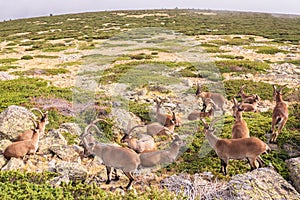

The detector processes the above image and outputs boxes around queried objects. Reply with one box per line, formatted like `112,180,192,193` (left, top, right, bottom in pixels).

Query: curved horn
232,98,238,106
209,117,222,130
30,108,44,118
200,118,209,129
195,82,201,96
279,84,288,92
29,117,38,129
127,125,145,136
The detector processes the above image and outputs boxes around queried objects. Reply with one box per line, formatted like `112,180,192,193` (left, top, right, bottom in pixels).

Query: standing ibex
4,118,41,159
237,85,260,104
195,83,226,114
15,108,49,141
231,98,249,139
81,119,140,190
270,85,289,143
200,118,270,175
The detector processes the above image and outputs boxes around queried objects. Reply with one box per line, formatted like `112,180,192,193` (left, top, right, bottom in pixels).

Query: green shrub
0,65,19,71
215,60,270,73
21,55,34,60
12,68,70,76
0,58,18,64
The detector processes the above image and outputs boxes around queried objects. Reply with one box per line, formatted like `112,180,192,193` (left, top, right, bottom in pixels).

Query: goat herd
1,83,289,190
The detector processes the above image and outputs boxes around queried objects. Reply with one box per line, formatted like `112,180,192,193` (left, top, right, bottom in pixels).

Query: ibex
4,118,41,159
270,85,289,143
231,98,249,139
233,95,260,113
237,85,260,104
188,98,217,120
121,115,156,153
15,108,49,141
200,118,270,175
154,97,181,129
195,83,226,114
81,119,140,190
138,135,185,169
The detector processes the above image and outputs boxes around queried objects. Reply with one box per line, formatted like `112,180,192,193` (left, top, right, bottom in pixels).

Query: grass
21,55,34,60
215,60,270,74
0,65,19,71
245,46,289,54
0,78,72,112
0,171,182,200
215,54,244,60
56,61,82,67
0,58,18,64
34,55,59,59
12,68,70,76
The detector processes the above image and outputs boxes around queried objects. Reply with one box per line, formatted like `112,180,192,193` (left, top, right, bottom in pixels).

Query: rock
228,168,300,200
39,129,68,154
0,139,12,152
49,144,79,161
0,155,7,169
55,161,87,180
48,174,70,187
0,72,17,81
1,157,24,171
0,106,36,140
286,157,300,193
59,123,82,136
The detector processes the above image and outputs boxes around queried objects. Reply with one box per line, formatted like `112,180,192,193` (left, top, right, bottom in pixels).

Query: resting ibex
270,85,289,143
121,115,156,153
195,83,226,114
232,98,249,139
201,118,270,175
15,108,49,141
233,95,260,113
154,97,181,129
138,135,185,169
237,85,260,104
81,119,140,190
188,98,217,120
4,118,41,159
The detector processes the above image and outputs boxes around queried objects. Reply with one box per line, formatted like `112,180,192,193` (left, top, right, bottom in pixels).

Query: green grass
34,55,60,59
215,54,244,59
21,55,34,60
215,60,270,73
0,65,20,71
0,171,182,200
245,46,289,54
12,68,70,76
0,58,18,64
0,78,72,112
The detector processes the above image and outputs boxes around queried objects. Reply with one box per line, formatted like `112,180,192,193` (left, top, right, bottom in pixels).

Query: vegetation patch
215,54,244,60
56,61,82,67
34,54,59,59
215,60,270,73
0,65,20,71
12,68,70,76
0,58,18,64
245,46,289,54
0,78,72,112
21,55,34,60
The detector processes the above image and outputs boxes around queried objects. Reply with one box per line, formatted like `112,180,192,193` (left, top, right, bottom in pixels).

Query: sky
0,0,300,21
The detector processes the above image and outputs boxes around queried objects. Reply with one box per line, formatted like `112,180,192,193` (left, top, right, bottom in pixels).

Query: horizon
1,0,300,21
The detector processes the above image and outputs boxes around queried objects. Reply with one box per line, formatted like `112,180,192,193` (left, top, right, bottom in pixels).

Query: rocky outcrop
1,157,25,171
0,106,36,140
286,157,300,193
228,168,300,200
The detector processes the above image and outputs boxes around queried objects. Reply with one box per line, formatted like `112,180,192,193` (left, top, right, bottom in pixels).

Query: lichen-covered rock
0,155,7,169
49,144,79,161
228,168,300,200
59,123,82,136
55,161,87,180
0,105,36,140
39,129,68,154
0,139,12,152
286,157,300,193
1,157,24,171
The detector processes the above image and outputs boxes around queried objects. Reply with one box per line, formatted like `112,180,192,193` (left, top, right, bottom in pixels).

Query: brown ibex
270,85,289,143
188,98,217,120
81,119,140,190
200,118,270,175
231,98,250,139
15,108,48,141
237,85,260,104
195,83,226,114
4,118,41,159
